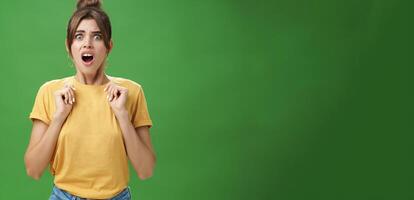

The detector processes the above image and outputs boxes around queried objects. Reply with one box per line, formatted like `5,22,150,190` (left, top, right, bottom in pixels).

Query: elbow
25,167,41,180
29,174,41,180
138,158,156,180
138,170,153,180
24,157,42,180
138,164,155,180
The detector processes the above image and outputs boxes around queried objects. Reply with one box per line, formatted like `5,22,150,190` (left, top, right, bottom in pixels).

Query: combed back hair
66,0,112,55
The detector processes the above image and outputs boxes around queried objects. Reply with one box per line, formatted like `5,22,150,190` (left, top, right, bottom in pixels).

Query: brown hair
66,0,112,55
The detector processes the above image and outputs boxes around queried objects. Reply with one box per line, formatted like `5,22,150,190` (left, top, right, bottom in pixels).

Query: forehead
76,19,101,32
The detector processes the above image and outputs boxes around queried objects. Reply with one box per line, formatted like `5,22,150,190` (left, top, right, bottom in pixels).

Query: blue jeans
49,185,131,200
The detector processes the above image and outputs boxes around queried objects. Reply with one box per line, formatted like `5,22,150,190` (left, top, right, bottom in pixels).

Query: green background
0,0,413,199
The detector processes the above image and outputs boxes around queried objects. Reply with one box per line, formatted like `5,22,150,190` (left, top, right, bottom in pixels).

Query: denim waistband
49,185,131,200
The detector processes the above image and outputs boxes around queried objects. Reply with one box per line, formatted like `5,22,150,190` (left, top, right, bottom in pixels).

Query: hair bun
77,0,101,9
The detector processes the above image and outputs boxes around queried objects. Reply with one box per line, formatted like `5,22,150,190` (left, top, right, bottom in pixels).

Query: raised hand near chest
104,82,128,116
54,83,76,121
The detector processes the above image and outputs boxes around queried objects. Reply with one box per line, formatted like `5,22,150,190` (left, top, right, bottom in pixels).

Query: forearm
24,116,65,179
115,110,156,180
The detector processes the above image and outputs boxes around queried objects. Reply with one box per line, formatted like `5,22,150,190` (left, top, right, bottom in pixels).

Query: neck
75,68,110,85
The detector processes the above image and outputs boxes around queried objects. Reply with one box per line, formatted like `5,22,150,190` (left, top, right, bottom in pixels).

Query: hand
104,82,128,116
53,83,76,120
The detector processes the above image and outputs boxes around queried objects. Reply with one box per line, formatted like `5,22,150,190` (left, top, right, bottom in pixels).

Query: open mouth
81,53,94,64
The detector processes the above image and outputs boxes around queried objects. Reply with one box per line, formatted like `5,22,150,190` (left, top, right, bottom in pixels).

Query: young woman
24,0,156,199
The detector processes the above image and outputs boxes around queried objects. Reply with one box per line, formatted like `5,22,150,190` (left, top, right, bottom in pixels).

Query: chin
75,60,104,73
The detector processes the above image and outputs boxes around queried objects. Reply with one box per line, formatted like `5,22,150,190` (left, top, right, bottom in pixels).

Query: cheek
70,44,81,56
71,41,82,49
71,50,80,59
96,44,108,57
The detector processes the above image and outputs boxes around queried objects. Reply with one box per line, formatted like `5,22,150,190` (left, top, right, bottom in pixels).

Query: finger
68,87,75,103
66,90,73,104
67,90,73,104
104,82,113,92
120,88,128,95
110,87,117,101
112,88,119,101
66,91,71,104
115,87,122,100
64,84,72,90
106,86,113,101
63,92,69,104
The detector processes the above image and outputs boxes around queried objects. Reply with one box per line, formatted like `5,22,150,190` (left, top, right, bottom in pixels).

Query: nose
83,38,93,49
83,44,92,48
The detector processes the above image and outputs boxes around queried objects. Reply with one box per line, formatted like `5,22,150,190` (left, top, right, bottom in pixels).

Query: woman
24,0,156,199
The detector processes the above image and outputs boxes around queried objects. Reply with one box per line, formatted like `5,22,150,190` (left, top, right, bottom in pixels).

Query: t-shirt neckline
71,76,111,89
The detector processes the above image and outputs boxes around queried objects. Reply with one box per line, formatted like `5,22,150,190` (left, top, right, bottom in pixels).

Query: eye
94,34,102,40
75,34,83,40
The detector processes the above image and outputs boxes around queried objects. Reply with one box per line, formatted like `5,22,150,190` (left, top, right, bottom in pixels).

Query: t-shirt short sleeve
131,86,153,128
29,84,51,125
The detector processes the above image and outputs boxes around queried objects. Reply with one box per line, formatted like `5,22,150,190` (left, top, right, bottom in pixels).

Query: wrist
52,113,67,124
114,109,129,120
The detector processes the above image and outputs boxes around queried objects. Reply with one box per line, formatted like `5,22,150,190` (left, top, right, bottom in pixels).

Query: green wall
0,0,413,199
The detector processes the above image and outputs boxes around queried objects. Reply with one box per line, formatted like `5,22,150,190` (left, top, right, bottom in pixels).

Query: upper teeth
83,53,93,57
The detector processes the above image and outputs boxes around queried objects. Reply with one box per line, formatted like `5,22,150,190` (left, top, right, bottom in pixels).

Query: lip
80,52,95,67
81,57,95,67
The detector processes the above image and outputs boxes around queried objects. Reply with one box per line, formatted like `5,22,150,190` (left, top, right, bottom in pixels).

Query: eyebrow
75,30,102,34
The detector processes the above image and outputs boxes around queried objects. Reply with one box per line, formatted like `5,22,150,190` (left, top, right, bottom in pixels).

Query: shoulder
109,76,144,94
36,76,72,94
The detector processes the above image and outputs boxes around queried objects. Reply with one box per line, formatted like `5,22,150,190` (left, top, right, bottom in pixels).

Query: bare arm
116,111,156,180
24,84,75,180
24,117,66,180
105,83,156,180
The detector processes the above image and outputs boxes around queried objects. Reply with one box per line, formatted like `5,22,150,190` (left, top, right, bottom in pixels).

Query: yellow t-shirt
29,76,153,199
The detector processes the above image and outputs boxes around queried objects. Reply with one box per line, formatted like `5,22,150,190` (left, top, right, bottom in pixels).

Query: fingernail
73,98,75,102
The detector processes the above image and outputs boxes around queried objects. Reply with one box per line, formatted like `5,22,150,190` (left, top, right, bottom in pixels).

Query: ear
107,39,113,54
